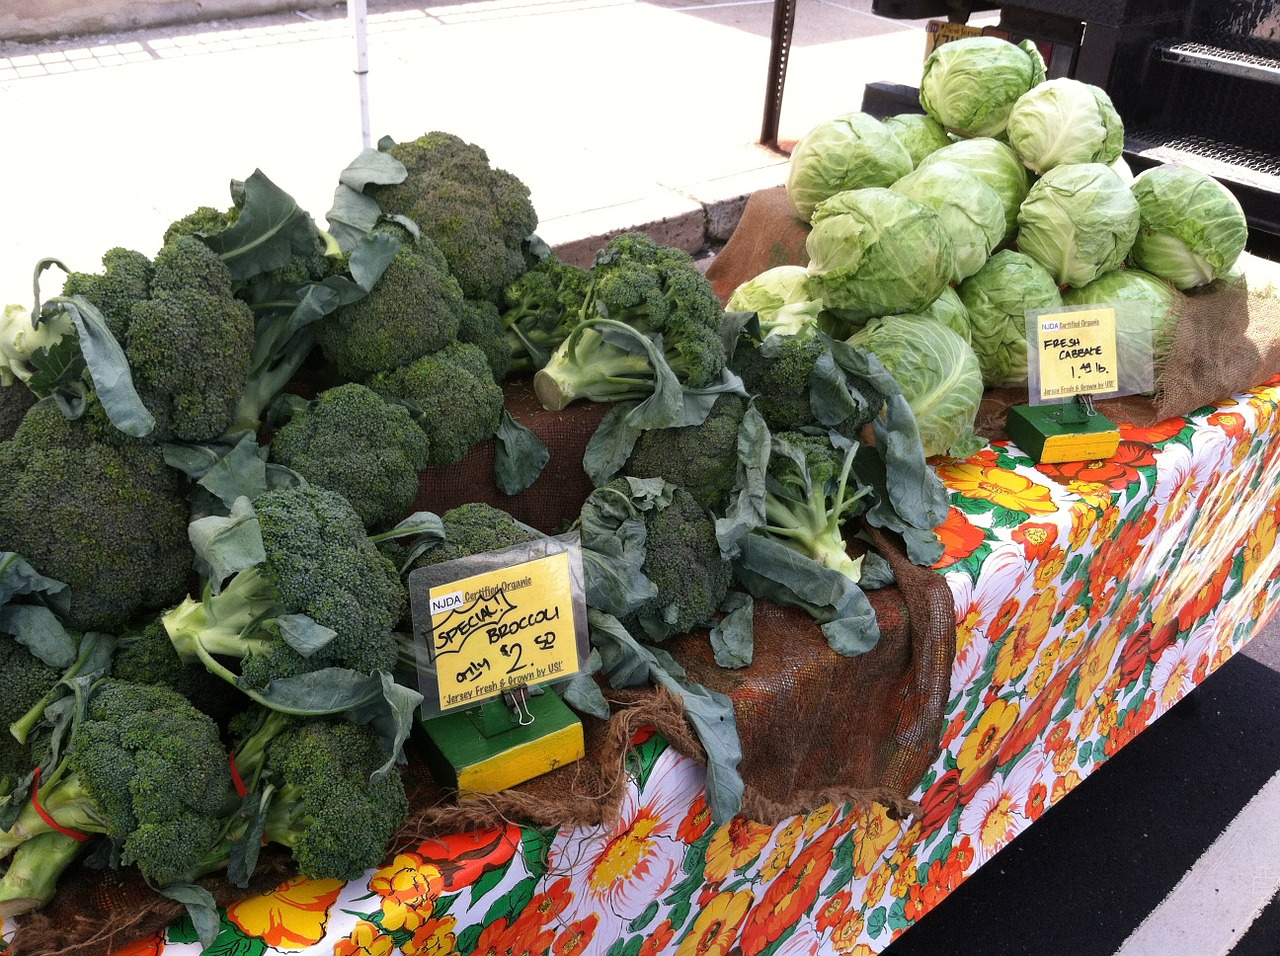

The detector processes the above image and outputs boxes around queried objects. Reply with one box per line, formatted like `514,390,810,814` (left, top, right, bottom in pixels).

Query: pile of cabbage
732,34,1251,460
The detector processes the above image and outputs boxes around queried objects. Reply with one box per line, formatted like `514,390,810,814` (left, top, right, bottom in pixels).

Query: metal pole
349,0,371,149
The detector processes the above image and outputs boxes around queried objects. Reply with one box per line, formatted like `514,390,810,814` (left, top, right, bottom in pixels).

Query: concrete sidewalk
0,0,942,303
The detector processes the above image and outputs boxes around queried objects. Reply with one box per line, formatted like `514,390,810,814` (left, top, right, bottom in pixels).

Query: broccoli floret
228,708,408,881
406,501,541,574
0,402,193,632
0,679,234,913
532,233,728,410
756,431,869,580
163,204,240,245
59,247,154,341
111,619,239,724
598,480,731,642
162,485,405,693
0,381,37,441
371,132,538,304
125,236,256,442
731,328,827,433
314,227,464,381
457,297,511,383
266,383,431,531
367,341,504,466
624,393,750,513
500,255,592,373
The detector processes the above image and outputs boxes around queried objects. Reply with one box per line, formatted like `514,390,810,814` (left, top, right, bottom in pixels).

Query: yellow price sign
423,550,582,712
1035,307,1119,401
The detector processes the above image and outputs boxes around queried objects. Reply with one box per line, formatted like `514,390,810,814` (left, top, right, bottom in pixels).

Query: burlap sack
705,185,810,305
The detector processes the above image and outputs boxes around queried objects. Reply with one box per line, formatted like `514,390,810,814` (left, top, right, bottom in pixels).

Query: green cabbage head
804,187,956,330
1062,267,1183,383
1016,162,1140,288
918,137,1030,244
920,285,971,345
919,36,1046,139
958,249,1062,387
785,112,914,222
1128,164,1249,289
881,112,952,168
849,313,985,459
727,265,824,339
891,159,1005,282
1006,78,1124,175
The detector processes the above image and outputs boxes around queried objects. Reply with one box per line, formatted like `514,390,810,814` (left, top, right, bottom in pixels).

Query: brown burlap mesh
705,184,810,305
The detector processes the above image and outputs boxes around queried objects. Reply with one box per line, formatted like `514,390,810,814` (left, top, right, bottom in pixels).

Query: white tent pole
349,0,371,148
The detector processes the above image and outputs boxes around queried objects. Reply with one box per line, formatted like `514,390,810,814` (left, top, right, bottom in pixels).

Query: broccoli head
0,636,61,793
731,327,827,433
163,204,240,245
163,485,405,692
266,382,431,531
228,709,408,881
405,501,541,575
367,341,504,466
624,393,750,513
457,297,511,383
110,618,240,725
59,247,154,341
532,233,728,410
314,226,465,381
0,679,234,913
371,132,538,304
0,402,193,632
757,431,869,581
500,254,592,373
125,236,256,442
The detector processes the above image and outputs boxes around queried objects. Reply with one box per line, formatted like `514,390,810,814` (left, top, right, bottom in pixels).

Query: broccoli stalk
162,566,284,686
759,432,869,581
0,831,83,916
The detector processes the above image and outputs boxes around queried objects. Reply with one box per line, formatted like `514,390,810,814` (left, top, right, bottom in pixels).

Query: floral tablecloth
11,376,1280,956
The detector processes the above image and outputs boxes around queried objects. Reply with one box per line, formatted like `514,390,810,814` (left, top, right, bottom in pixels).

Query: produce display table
51,372,1279,956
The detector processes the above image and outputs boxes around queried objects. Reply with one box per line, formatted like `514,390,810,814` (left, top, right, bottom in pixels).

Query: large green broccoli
367,341,504,466
624,393,750,513
227,708,409,881
532,233,728,410
370,132,538,304
0,679,235,915
0,636,60,796
266,383,431,532
125,235,256,442
110,618,240,725
0,402,193,632
314,226,464,381
162,485,405,693
609,479,732,642
0,381,37,441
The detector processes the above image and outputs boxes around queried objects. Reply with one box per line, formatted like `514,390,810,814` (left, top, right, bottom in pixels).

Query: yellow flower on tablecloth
802,803,838,839
1025,639,1060,699
850,802,900,879
994,586,1057,688
956,698,1020,785
676,888,754,956
1244,506,1279,586
369,852,444,932
1066,480,1113,515
829,907,867,954
1067,501,1098,549
402,915,458,956
891,858,919,897
1074,618,1125,711
225,874,344,949
704,816,775,883
935,461,1057,514
861,859,892,908
1051,738,1078,775
1031,546,1068,591
334,920,396,956
1052,770,1083,805
760,819,802,882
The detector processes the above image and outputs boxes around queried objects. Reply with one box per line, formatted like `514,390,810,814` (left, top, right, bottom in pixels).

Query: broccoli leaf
187,496,267,592
714,401,769,558
494,409,550,495
326,148,409,251
587,609,744,824
0,551,69,613
577,485,656,617
733,535,880,657
709,591,754,669
156,883,222,949
0,605,77,667
206,170,325,281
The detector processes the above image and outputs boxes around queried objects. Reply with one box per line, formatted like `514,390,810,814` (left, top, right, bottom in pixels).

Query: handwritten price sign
423,551,581,712
1035,307,1119,401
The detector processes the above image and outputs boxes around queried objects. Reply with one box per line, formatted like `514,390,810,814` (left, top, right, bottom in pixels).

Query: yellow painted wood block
418,690,585,797
1006,403,1121,464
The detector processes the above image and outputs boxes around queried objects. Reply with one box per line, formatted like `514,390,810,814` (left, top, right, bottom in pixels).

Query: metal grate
1153,38,1280,83
1126,127,1280,182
